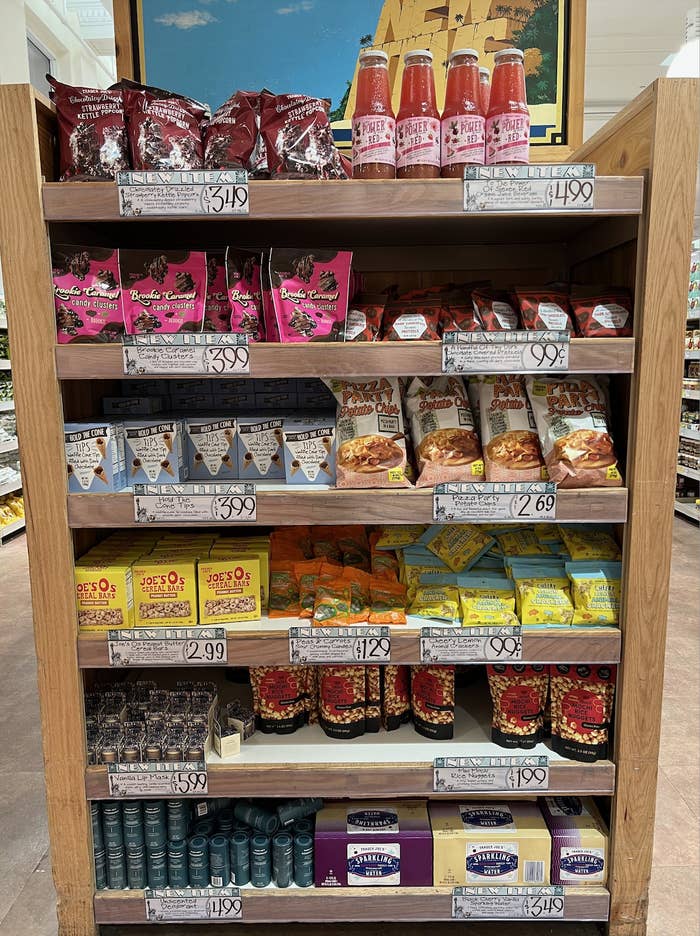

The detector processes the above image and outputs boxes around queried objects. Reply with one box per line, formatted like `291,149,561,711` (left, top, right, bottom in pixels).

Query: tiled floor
0,518,697,936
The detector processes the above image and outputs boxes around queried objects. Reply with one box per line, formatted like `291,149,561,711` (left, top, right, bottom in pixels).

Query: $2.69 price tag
433,481,556,524
145,887,242,922
434,756,549,793
289,626,391,664
452,886,565,920
107,763,208,797
133,483,256,524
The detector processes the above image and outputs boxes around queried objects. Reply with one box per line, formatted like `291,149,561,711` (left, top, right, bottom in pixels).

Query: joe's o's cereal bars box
197,556,261,624
132,557,197,627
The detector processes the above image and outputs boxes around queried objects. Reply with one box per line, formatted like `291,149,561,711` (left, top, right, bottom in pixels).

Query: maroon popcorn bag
247,90,275,177
120,250,206,334
269,249,352,342
203,251,230,333
52,245,123,343
122,80,206,171
261,94,348,179
204,91,258,170
48,77,128,180
225,248,264,341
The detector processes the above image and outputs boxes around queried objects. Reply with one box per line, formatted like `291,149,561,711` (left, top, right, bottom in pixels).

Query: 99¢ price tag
420,626,522,663
442,331,569,375
133,483,256,523
145,887,242,922
289,627,391,664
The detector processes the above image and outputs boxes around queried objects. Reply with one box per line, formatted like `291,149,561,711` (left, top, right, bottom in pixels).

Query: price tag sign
420,626,522,663
133,483,256,523
107,762,208,797
464,163,595,213
107,627,227,666
289,626,391,664
117,169,249,217
145,887,242,922
433,481,556,523
452,886,565,920
434,756,549,793
442,331,569,374
123,334,249,376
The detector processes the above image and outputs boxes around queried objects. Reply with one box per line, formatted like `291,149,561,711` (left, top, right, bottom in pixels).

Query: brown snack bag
411,665,455,740
487,664,549,749
550,665,616,762
319,666,366,739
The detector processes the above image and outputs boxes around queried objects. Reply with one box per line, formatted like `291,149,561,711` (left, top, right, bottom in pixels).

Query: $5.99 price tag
434,756,549,793
452,886,565,920
145,887,242,922
107,763,208,797
289,626,391,664
133,483,256,524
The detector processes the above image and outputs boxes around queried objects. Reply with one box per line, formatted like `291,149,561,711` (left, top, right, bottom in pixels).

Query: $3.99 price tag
145,887,242,922
204,343,250,374
289,627,391,664
133,484,256,524
122,334,249,377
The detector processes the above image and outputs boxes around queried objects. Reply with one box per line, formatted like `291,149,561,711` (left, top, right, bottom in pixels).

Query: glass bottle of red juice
479,66,491,116
396,49,440,179
486,48,530,165
352,49,396,179
441,48,485,176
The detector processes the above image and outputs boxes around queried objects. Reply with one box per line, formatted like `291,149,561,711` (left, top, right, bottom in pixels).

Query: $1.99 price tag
434,756,549,793
133,483,256,524
145,887,242,922
289,626,391,664
452,886,565,920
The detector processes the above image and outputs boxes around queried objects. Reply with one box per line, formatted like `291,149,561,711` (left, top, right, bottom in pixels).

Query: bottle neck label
396,116,440,169
441,114,485,166
352,115,396,169
486,113,530,165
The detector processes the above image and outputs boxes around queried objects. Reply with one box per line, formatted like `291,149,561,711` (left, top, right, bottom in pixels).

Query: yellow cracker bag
420,524,495,573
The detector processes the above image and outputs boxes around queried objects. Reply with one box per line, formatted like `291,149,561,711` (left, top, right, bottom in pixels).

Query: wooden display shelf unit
0,78,697,936
67,487,629,528
77,621,622,668
93,885,611,924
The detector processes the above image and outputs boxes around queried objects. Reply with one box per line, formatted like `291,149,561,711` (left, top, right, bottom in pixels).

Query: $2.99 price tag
289,627,391,664
107,627,227,666
145,887,242,922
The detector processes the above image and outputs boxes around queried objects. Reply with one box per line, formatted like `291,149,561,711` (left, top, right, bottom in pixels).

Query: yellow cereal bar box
210,540,270,610
132,558,198,627
198,556,261,624
75,563,134,631
430,801,551,886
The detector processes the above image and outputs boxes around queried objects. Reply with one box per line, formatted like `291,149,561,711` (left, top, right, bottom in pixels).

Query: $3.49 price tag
419,626,522,664
117,169,249,217
145,887,242,922
107,627,227,666
434,756,549,793
452,886,565,920
107,763,208,797
123,334,249,377
442,330,569,375
433,481,556,524
133,483,256,523
289,626,391,664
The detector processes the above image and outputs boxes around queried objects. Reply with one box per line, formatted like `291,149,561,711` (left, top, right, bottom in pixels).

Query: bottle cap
404,49,433,64
494,48,524,62
479,66,490,78
449,48,479,62
360,49,388,63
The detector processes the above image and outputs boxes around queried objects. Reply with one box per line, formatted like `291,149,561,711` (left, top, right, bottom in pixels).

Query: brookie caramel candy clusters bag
48,77,128,180
120,250,206,335
270,249,352,342
203,251,230,333
226,248,264,341
52,245,123,343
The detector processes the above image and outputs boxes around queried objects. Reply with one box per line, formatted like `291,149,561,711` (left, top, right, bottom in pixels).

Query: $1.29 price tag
419,626,522,664
107,627,227,666
107,763,208,797
442,330,569,375
133,483,256,523
434,756,549,793
145,887,242,922
452,886,565,920
433,481,556,524
117,169,249,217
289,626,391,664
123,334,249,377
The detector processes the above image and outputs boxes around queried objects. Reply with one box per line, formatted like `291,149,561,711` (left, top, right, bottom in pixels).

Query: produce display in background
52,246,634,343
0,493,23,527
65,371,624,492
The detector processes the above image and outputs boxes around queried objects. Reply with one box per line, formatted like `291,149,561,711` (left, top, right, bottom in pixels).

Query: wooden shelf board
0,517,25,542
93,885,611,924
675,499,700,521
43,177,642,223
55,338,636,379
682,389,700,400
677,465,700,481
78,620,621,668
85,694,615,799
67,487,629,528
0,401,14,412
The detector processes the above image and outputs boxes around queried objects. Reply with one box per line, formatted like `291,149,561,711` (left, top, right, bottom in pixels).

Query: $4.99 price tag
133,483,256,524
442,330,569,375
433,481,556,524
107,627,227,666
123,334,249,377
420,626,522,664
145,887,242,922
463,163,595,214
452,886,565,920
433,756,549,793
107,763,208,797
289,626,391,664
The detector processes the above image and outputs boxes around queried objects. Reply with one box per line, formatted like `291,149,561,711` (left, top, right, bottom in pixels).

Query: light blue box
185,417,237,480
282,415,336,485
65,422,127,493
123,420,187,484
236,414,285,480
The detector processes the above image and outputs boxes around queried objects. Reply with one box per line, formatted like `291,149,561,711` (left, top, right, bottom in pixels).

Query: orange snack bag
368,577,408,625
313,577,352,626
342,566,372,624
294,558,325,618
